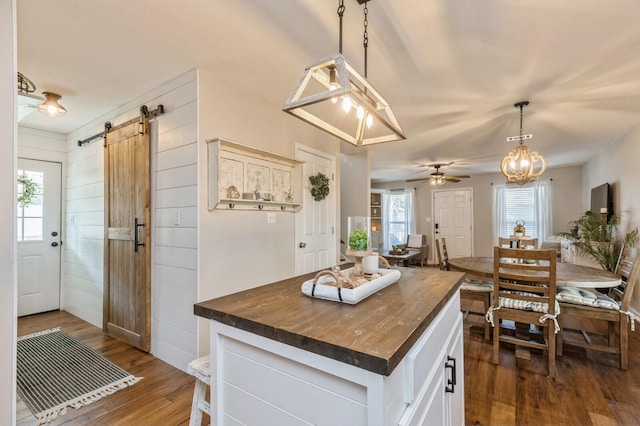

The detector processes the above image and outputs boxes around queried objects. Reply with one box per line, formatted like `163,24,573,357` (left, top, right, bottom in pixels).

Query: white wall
64,70,199,371
584,125,640,311
374,165,584,259
0,0,16,422
196,68,341,355
340,152,370,247
18,127,66,162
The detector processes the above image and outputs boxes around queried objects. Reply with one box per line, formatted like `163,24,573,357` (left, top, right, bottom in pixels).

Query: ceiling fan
406,163,470,185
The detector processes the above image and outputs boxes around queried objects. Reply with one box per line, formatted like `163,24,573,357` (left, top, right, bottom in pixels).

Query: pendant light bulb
366,113,373,128
342,96,352,113
357,105,365,120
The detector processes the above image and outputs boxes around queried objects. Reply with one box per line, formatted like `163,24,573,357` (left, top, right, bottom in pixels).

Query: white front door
433,188,473,261
295,145,336,275
17,158,62,316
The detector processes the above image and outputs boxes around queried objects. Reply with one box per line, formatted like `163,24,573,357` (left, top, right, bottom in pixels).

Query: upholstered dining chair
436,238,493,340
557,246,640,369
487,246,558,378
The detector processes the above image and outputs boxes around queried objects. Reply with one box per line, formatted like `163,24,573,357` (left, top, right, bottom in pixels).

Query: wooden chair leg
557,318,563,357
620,316,629,370
484,295,491,341
189,379,207,426
548,324,556,379
492,314,500,365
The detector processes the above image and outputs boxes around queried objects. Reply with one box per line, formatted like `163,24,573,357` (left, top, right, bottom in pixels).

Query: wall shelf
207,138,303,212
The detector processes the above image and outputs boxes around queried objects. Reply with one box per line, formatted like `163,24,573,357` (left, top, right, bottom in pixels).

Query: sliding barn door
104,119,151,351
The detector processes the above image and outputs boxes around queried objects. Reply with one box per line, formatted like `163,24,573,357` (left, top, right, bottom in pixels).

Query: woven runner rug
17,327,142,425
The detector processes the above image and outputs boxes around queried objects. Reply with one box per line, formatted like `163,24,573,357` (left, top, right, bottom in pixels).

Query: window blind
502,186,537,238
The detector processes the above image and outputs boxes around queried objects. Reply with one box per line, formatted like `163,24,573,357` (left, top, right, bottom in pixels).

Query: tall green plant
560,211,638,272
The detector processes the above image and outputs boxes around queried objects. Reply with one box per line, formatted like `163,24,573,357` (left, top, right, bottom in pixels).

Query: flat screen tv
590,183,613,220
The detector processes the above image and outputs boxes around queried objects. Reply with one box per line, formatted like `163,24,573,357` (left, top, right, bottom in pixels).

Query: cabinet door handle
445,355,456,393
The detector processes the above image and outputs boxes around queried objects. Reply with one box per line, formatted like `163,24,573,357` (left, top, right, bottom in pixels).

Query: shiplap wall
64,70,198,371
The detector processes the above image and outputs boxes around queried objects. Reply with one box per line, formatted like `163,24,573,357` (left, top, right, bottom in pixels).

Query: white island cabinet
195,267,465,425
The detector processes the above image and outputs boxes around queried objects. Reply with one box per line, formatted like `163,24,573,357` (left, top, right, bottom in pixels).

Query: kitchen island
194,267,465,425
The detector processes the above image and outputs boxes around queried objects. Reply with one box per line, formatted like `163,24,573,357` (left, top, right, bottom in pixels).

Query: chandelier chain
337,0,345,54
363,0,369,78
519,103,524,142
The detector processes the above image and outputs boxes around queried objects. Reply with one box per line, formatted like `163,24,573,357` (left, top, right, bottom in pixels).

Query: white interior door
433,188,473,261
17,158,62,316
295,145,336,275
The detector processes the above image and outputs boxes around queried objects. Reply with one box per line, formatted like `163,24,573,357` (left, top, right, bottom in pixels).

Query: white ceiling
17,0,640,182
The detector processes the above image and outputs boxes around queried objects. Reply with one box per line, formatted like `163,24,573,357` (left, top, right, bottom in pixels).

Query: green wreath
309,172,330,201
17,174,40,207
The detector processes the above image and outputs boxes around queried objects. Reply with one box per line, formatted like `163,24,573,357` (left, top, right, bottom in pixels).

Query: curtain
492,180,553,244
382,191,390,251
409,188,417,235
534,180,553,242
492,184,505,247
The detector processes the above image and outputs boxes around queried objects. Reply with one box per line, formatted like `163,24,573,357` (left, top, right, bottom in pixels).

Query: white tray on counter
301,267,401,304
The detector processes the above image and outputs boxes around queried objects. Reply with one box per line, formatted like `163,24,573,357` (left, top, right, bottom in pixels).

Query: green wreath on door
309,172,330,201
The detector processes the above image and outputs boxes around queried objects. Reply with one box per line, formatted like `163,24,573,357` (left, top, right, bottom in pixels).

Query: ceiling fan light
37,92,67,118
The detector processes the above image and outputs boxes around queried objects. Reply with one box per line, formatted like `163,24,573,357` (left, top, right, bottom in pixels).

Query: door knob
51,242,59,247
299,242,307,248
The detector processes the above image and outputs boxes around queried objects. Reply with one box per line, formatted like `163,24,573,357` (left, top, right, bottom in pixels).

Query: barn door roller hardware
77,104,164,147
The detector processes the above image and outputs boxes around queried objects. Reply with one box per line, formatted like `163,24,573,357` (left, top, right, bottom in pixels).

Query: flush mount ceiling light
283,0,405,146
500,101,547,185
38,91,67,118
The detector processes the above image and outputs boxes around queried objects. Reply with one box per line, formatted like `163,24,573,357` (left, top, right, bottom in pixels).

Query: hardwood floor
464,320,640,425
17,310,202,426
16,310,640,425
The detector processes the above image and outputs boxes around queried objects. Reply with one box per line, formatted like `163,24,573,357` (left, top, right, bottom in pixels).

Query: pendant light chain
337,0,345,54
363,0,369,78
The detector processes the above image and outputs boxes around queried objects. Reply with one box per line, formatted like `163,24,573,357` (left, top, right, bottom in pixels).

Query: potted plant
560,211,638,272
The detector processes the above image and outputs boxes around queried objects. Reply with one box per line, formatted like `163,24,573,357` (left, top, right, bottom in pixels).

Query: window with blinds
501,186,536,238
386,191,411,246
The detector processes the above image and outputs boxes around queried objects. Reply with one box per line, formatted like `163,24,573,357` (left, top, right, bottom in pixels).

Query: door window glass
17,170,44,241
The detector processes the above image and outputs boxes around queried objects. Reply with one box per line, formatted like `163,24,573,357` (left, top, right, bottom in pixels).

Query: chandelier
283,0,405,146
500,101,546,185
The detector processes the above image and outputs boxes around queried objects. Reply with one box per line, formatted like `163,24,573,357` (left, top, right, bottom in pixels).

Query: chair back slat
493,246,557,314
435,237,450,271
619,247,640,311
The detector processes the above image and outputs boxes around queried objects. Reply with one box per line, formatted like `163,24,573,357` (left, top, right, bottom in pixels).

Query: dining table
447,256,621,288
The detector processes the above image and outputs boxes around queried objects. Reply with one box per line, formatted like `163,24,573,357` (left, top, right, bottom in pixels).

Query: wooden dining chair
518,238,539,249
488,246,558,378
557,246,640,369
436,238,493,340
498,237,514,248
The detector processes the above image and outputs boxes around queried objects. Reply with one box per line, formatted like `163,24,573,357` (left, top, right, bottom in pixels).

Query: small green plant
560,211,638,272
309,172,330,201
349,229,369,250
17,174,40,207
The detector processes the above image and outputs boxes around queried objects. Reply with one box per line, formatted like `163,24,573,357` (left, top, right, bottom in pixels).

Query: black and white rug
17,328,142,424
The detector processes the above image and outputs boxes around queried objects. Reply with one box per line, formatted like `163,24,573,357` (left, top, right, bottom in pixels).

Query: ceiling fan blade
444,177,461,183
406,178,430,183
447,175,470,179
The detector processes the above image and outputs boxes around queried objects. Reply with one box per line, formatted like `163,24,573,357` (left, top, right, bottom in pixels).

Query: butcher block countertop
194,266,464,376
